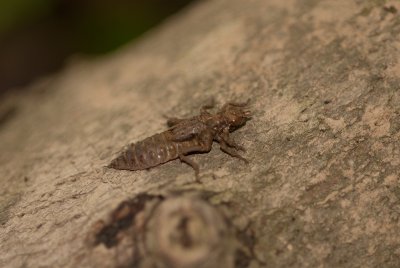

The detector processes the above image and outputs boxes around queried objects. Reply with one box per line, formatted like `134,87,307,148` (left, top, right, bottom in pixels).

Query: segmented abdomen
108,131,182,170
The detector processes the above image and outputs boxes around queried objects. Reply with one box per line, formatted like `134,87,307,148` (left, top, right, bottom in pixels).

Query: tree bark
1,0,400,267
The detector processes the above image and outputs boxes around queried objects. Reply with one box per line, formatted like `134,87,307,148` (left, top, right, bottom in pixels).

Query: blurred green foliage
0,0,192,54
0,0,53,34
73,1,177,54
0,0,193,92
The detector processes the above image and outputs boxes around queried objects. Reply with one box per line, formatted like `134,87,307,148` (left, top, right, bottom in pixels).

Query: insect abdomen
108,132,179,170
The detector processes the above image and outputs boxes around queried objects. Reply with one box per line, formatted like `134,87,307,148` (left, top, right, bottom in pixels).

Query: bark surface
1,0,400,267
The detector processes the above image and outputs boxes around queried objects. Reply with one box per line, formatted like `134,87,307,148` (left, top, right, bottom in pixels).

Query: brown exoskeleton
108,100,251,180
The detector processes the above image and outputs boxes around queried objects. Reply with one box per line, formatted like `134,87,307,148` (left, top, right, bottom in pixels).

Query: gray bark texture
1,0,400,267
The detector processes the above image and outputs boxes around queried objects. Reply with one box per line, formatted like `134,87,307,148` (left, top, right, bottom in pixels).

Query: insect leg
219,141,249,164
220,99,251,111
166,117,186,127
200,98,216,115
179,155,200,181
223,136,246,151
177,131,213,180
218,128,246,151
228,98,251,107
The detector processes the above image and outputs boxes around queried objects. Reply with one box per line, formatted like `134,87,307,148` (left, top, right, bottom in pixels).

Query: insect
107,100,251,180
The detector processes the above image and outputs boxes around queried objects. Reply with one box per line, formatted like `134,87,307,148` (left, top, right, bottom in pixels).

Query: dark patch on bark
0,106,17,129
93,193,164,248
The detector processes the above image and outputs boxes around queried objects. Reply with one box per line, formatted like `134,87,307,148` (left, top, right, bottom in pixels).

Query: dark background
0,0,195,95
